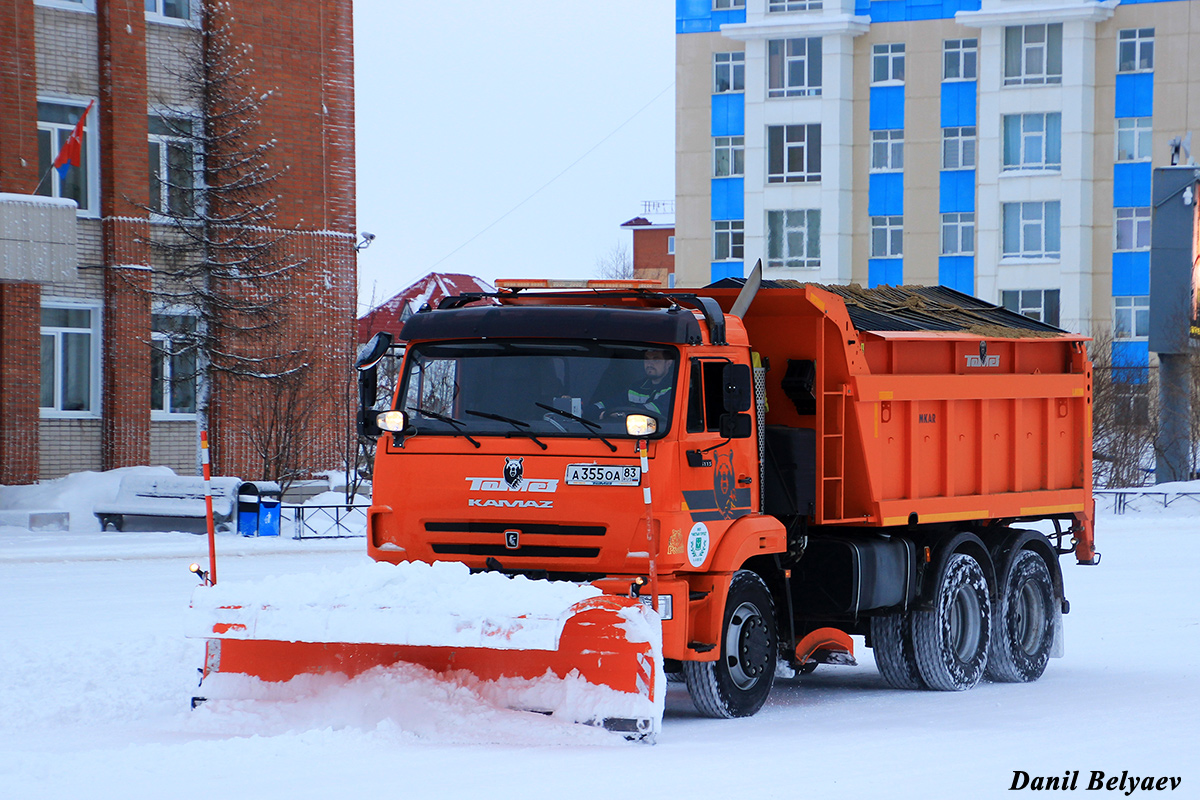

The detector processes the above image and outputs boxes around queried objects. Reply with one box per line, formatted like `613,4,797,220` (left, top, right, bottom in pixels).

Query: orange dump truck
354,276,1095,718
191,275,1095,734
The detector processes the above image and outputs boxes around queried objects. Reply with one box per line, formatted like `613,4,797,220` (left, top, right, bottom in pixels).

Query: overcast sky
352,2,676,314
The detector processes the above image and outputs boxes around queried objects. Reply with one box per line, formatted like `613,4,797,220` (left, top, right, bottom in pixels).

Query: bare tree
244,364,318,495
595,240,634,280
1091,330,1155,488
141,3,311,477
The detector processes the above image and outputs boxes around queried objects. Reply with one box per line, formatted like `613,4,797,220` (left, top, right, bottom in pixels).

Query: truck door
677,356,758,569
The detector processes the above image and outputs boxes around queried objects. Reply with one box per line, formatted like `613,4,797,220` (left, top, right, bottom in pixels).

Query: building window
40,303,101,415
1002,113,1062,171
766,209,820,269
768,38,822,98
714,220,744,261
1114,295,1150,339
151,313,199,416
34,0,95,11
713,0,745,8
1118,28,1154,73
1003,24,1062,86
944,38,978,80
943,126,976,169
145,0,190,21
871,216,903,258
714,52,745,94
1115,207,1152,251
1002,289,1060,327
148,116,197,217
941,212,975,255
667,236,675,256
872,43,905,84
1117,117,1152,162
1002,201,1061,259
871,130,904,172
767,124,821,183
768,0,822,10
36,100,96,214
714,136,745,177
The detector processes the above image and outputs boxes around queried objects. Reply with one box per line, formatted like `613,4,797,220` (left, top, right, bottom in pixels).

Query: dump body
698,284,1094,558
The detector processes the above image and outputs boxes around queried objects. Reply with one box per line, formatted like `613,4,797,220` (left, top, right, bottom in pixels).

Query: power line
423,81,675,273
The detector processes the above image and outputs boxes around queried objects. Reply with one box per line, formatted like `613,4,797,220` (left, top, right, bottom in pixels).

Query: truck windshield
398,340,678,439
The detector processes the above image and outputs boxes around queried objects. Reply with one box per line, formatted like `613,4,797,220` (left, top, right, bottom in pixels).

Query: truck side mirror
722,363,752,413
719,412,753,439
356,332,394,438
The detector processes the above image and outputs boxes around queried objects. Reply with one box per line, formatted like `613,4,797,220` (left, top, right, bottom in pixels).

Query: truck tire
913,553,990,691
683,570,777,718
986,550,1054,683
870,611,926,689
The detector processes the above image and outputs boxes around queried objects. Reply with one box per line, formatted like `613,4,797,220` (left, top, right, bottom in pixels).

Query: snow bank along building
675,0,1199,376
0,0,356,485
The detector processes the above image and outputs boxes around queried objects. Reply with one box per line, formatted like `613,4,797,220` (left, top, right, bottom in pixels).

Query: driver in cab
598,348,674,420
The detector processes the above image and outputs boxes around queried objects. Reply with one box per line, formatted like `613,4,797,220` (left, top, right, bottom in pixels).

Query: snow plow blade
185,561,664,739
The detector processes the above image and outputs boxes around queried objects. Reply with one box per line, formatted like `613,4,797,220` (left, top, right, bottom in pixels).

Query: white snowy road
0,509,1196,800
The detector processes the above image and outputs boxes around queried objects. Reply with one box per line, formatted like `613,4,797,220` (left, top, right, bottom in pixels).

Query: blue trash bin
257,482,282,537
237,483,260,537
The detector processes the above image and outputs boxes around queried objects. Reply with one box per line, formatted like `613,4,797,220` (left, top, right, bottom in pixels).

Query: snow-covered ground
0,472,1196,799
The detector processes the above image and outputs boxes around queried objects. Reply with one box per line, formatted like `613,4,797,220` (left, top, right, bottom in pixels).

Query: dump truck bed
699,282,1092,531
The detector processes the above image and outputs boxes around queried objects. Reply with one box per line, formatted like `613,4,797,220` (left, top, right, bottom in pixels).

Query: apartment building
0,0,356,484
675,0,1200,375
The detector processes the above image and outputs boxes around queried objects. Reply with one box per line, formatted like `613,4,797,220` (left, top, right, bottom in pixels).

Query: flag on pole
52,100,94,180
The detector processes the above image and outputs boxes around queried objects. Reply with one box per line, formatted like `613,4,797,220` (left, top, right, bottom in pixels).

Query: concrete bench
93,475,241,533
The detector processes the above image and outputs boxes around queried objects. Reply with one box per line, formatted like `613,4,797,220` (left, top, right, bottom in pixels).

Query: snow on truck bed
187,560,611,651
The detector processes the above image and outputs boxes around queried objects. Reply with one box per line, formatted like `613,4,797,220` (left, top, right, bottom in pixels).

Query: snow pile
188,559,604,650
0,465,176,533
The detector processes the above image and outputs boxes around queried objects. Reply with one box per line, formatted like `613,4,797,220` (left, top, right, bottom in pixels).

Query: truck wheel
683,570,777,718
870,611,926,689
913,553,990,691
986,550,1054,683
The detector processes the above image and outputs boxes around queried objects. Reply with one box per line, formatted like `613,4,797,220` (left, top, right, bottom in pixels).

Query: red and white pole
201,430,217,585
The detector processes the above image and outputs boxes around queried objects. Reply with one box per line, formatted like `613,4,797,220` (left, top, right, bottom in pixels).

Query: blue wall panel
938,256,974,295
1115,73,1154,118
869,172,904,216
676,1,744,33
869,87,905,131
711,178,744,220
940,81,976,127
1112,251,1151,296
1113,162,1152,207
869,258,903,288
1111,341,1150,384
710,261,744,283
869,1,905,21
938,170,975,213
711,93,744,137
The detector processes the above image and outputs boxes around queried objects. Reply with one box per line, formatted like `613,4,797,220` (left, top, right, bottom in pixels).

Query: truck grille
424,522,605,536
424,521,605,560
430,543,600,559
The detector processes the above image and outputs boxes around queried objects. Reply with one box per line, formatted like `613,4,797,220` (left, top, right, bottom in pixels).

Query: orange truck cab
358,278,1096,719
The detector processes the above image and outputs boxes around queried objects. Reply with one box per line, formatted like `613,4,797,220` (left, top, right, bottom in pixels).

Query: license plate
565,463,641,486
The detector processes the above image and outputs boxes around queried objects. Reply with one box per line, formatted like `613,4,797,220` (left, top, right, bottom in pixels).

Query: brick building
620,201,676,287
0,0,356,484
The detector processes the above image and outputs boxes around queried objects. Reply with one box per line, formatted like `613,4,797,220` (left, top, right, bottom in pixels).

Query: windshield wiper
409,406,480,448
535,402,617,452
465,409,548,450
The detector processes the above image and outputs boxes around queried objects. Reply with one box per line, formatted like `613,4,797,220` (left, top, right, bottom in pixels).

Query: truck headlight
638,594,673,620
625,414,657,436
376,410,407,432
